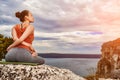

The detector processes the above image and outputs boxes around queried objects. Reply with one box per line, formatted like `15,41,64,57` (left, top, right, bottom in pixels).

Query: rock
0,64,86,80
96,38,120,79
98,78,117,80
96,57,112,78
111,69,120,79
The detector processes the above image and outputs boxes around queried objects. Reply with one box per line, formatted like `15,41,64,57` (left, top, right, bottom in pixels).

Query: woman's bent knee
5,52,15,62
40,58,45,64
5,54,12,62
35,57,45,65
5,48,17,62
5,54,9,61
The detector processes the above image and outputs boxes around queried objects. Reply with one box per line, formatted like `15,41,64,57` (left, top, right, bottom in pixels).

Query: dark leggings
5,48,45,65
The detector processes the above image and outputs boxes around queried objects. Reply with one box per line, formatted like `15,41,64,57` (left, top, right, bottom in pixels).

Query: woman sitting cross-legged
5,10,45,65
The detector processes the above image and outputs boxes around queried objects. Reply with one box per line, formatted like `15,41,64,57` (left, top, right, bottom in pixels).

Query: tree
0,34,13,60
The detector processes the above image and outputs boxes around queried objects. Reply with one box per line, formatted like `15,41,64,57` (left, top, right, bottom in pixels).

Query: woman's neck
22,21,30,28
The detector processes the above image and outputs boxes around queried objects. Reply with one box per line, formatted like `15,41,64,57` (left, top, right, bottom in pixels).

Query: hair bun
15,12,21,18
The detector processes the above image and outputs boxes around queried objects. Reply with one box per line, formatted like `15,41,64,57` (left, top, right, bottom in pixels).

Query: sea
44,58,99,77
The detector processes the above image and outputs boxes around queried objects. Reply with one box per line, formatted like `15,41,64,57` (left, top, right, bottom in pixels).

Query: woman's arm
7,25,34,51
8,25,37,56
12,27,31,47
11,26,37,56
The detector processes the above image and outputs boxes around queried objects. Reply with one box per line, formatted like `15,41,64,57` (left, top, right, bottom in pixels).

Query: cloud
0,0,25,25
35,37,58,41
0,25,13,37
35,30,103,43
33,30,103,53
1,0,120,53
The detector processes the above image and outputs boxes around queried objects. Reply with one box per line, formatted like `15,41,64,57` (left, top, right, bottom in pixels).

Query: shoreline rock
0,64,86,80
96,38,120,78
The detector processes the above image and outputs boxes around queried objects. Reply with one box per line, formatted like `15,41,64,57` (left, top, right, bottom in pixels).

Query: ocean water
44,58,99,77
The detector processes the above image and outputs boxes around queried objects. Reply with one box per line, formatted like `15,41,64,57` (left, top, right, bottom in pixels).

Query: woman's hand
7,45,13,51
29,45,34,52
28,44,37,57
32,52,38,57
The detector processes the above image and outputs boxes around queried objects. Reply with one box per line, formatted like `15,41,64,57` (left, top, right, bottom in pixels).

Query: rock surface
96,38,120,79
0,64,86,80
98,78,118,80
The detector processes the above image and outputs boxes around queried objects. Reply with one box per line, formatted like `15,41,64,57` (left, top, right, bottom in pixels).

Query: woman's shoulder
27,24,34,30
29,24,34,28
12,24,20,29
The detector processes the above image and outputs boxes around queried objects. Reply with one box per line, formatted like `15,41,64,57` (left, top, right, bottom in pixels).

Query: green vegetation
0,34,13,60
0,61,39,66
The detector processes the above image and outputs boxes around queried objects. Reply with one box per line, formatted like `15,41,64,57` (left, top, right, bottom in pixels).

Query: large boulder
0,64,86,80
96,38,120,78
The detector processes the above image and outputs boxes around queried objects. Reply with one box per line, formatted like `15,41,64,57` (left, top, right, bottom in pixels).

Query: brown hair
15,10,29,22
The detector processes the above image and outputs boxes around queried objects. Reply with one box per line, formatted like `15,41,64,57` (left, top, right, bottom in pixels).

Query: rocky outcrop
98,78,118,80
96,38,120,79
0,64,86,80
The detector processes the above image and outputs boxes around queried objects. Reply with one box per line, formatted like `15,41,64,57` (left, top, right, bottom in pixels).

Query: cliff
0,64,86,80
96,38,120,79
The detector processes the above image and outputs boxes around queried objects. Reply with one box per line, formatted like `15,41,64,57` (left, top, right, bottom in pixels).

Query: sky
1,0,120,54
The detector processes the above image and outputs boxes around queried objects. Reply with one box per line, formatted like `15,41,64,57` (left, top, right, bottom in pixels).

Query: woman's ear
24,16,29,21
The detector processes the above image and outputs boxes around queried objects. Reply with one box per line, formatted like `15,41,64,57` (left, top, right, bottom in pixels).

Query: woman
5,10,45,65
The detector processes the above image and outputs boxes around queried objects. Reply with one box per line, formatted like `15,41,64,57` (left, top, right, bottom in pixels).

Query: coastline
44,58,99,76
38,53,101,58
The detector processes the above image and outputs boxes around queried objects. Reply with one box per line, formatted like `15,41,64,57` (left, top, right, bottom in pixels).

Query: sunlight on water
44,58,99,76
